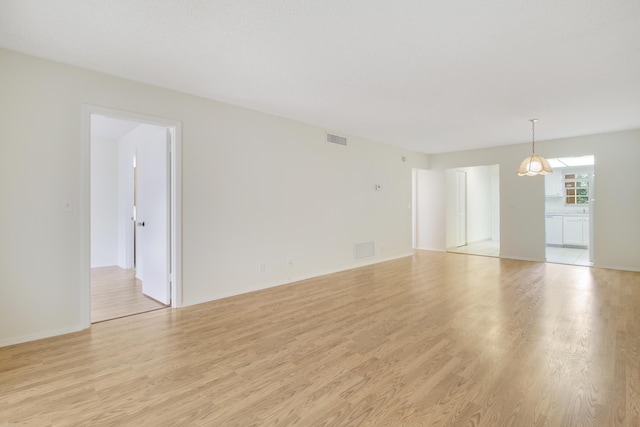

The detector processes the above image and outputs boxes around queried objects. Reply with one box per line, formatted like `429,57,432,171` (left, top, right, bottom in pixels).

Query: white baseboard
183,253,414,307
415,246,446,252
593,263,640,272
0,324,86,348
499,255,545,263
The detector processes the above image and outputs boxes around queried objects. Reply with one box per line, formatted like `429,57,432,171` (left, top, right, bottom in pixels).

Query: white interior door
135,129,170,305
456,171,467,247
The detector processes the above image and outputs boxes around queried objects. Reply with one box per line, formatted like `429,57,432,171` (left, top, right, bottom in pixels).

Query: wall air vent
354,241,375,260
326,133,347,146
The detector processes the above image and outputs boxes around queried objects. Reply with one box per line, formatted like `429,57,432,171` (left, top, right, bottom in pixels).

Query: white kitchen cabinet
545,216,563,245
563,217,583,245
545,172,562,197
563,216,589,247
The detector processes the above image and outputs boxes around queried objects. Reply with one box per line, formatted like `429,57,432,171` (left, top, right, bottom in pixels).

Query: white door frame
81,105,182,328
589,172,595,262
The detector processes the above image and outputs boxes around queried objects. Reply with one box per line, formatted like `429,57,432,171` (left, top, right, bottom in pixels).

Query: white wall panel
0,49,429,345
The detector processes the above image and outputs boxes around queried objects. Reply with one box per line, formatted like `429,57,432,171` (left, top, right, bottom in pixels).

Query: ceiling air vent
326,133,347,146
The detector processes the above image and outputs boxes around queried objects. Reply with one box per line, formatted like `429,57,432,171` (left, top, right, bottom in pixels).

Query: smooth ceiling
1,0,639,154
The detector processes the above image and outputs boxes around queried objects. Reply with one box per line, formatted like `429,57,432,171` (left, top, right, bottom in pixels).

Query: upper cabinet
545,172,562,197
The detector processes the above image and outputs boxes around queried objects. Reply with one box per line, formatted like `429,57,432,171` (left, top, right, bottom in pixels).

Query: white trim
412,168,417,249
499,255,545,263
81,105,183,329
183,253,414,307
0,325,85,348
80,106,92,329
415,246,446,252
593,264,640,272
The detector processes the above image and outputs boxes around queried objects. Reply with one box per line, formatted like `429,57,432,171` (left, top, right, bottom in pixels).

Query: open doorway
446,165,500,257
85,106,182,324
544,155,594,266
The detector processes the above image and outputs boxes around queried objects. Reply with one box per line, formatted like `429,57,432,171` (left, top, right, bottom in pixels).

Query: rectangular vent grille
326,133,347,146
355,241,375,260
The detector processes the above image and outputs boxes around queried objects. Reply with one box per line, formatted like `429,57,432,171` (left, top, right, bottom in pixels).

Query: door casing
81,105,182,328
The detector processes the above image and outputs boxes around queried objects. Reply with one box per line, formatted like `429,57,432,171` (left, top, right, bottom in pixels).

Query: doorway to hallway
86,107,181,324
446,164,500,258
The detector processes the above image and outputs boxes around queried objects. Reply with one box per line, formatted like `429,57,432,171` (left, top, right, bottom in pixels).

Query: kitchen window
564,173,589,205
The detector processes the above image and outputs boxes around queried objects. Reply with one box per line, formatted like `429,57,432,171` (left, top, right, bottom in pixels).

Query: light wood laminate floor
91,266,167,323
2,251,639,426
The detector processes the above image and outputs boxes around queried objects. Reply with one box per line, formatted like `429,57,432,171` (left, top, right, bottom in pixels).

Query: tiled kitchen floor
546,246,593,266
448,240,593,267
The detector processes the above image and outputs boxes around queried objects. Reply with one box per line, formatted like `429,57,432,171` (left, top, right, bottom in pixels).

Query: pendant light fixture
517,119,553,176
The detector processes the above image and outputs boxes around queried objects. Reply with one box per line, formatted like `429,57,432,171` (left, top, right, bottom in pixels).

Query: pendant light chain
531,119,536,154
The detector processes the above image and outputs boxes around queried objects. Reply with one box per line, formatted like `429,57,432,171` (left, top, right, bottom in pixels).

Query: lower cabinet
545,216,563,245
562,216,589,247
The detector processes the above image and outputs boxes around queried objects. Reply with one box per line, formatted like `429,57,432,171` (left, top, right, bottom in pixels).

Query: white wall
90,136,119,267
429,129,640,269
0,49,429,346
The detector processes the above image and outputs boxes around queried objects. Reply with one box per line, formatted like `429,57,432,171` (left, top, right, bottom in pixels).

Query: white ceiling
2,0,639,154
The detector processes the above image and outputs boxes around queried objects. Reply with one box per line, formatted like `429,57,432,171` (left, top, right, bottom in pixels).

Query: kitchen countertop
546,212,589,217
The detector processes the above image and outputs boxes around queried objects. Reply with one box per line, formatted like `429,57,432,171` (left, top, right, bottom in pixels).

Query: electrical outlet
286,258,293,268
258,263,266,273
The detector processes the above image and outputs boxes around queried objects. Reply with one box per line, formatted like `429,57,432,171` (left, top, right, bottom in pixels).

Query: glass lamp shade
517,154,553,176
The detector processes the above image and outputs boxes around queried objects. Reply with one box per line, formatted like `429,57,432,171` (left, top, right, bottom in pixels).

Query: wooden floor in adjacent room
91,266,167,323
2,251,639,426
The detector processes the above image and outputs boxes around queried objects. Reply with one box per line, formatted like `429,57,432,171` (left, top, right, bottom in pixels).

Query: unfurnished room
1,1,640,425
